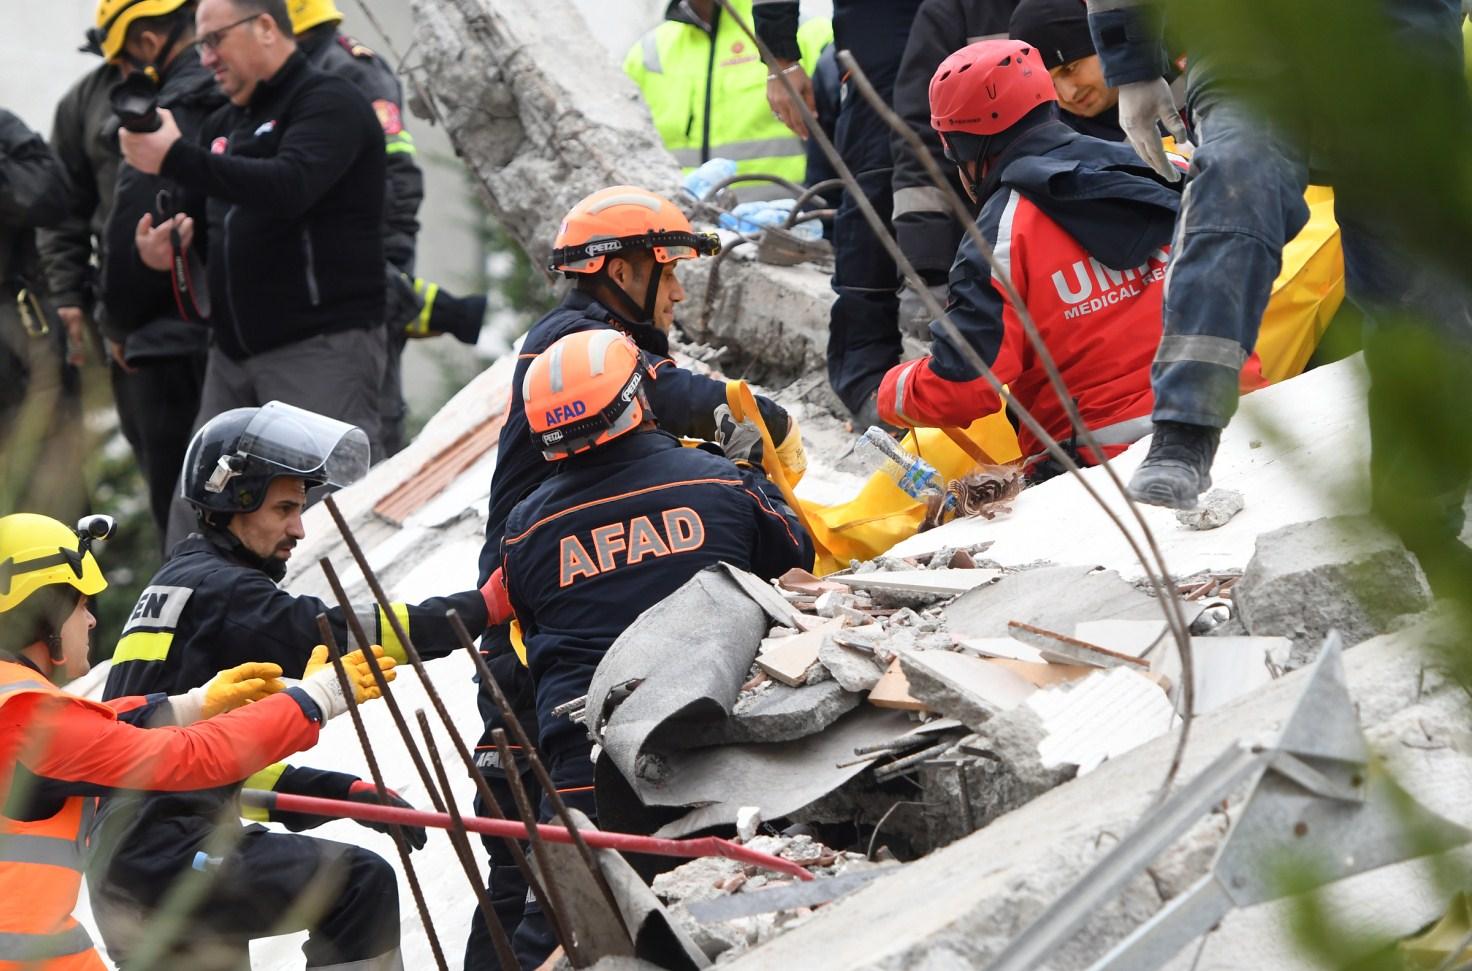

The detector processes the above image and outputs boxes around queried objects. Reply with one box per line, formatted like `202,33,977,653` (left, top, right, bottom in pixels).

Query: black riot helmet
180,401,370,524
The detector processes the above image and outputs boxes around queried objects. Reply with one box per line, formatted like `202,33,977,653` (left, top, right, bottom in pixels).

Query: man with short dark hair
118,0,390,525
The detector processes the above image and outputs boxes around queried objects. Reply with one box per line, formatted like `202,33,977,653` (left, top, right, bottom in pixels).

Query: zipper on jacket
301,229,321,307
223,205,249,354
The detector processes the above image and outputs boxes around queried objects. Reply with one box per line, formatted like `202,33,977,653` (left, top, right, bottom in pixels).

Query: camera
110,74,162,134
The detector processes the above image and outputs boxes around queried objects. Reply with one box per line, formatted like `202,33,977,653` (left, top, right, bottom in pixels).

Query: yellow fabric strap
511,620,528,667
408,280,439,337
111,631,173,664
723,380,829,563
241,762,288,822
376,603,412,662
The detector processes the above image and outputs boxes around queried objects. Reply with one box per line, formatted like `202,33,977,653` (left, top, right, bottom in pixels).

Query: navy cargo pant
1152,0,1472,596
826,76,903,416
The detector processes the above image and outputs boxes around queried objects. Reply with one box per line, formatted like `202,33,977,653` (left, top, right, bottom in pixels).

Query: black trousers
110,350,206,545
94,827,401,970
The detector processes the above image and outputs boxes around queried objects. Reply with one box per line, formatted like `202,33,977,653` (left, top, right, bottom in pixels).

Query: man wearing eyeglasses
116,0,390,544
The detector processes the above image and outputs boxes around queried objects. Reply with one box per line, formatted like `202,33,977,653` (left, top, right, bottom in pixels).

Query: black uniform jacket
160,51,385,358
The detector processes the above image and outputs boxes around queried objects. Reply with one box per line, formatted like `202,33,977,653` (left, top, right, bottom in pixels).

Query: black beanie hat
1008,0,1096,71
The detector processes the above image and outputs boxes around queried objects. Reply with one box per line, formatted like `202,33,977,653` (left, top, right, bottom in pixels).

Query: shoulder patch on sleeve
336,33,376,59
372,98,404,135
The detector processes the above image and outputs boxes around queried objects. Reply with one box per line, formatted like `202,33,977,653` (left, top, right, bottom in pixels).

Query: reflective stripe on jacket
624,0,831,197
0,663,105,971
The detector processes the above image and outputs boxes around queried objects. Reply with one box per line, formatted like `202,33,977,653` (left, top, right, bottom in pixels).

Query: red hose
242,789,814,881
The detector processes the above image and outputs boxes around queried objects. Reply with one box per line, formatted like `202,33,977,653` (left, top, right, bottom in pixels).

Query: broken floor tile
756,620,843,687
867,659,927,712
1027,667,1176,774
1072,619,1170,659
944,564,1177,640
900,651,1037,732
1008,621,1153,671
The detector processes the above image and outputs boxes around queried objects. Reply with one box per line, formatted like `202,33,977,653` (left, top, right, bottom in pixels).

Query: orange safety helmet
523,330,652,461
549,186,720,277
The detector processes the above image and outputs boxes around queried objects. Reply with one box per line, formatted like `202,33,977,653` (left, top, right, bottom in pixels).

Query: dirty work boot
1127,420,1222,509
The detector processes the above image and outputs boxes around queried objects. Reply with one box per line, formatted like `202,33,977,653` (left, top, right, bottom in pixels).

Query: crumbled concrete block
818,635,885,693
900,652,1037,731
723,680,861,743
736,807,762,843
1175,488,1245,530
1235,515,1431,648
945,565,1168,640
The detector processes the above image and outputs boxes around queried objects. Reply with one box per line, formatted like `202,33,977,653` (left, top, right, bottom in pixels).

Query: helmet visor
237,401,371,490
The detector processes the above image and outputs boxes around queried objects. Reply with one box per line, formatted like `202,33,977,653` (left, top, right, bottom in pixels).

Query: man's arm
735,466,815,577
879,193,1025,428
644,356,791,443
4,689,322,798
0,111,72,230
1085,0,1169,87
161,80,375,219
35,85,104,309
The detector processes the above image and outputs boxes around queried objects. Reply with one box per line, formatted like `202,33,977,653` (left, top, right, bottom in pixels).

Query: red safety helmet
523,330,651,461
549,186,720,277
930,39,1056,164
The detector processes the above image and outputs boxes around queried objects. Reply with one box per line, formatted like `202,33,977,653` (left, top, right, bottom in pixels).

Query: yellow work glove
298,645,397,720
201,662,286,719
775,417,808,485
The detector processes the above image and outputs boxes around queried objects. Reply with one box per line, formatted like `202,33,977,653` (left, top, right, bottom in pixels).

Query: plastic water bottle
681,157,738,203
853,426,945,500
192,851,223,871
718,200,823,241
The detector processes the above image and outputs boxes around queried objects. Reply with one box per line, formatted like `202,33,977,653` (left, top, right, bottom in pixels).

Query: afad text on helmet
544,400,589,427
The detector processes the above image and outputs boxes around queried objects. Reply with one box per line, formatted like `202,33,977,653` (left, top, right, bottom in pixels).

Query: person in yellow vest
624,0,832,199
0,512,394,970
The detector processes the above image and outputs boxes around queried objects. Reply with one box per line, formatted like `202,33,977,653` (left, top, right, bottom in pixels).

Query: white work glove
295,645,396,721
1117,78,1189,182
897,283,947,340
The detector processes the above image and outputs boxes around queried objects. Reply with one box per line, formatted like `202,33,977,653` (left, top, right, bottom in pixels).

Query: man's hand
118,106,181,175
774,416,808,483
105,338,136,374
347,781,427,850
297,644,397,720
1116,78,1188,182
135,212,193,272
766,61,815,140
56,307,88,367
715,404,765,469
203,662,286,718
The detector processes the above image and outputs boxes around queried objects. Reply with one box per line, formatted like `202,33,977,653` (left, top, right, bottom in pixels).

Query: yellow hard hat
0,514,110,615
91,0,193,62
288,0,344,34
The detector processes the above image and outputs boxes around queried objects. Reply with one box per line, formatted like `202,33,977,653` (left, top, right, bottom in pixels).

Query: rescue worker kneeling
0,512,395,971
87,401,502,971
878,40,1265,480
494,329,814,967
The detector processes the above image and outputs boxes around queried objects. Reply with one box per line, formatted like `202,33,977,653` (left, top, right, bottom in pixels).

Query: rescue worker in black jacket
500,328,814,967
88,401,502,970
464,185,805,968
94,0,220,542
889,0,1018,336
0,109,87,525
754,0,923,427
36,57,119,373
118,0,390,503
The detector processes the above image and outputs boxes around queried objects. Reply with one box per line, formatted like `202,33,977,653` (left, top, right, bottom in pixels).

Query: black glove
347,780,427,851
715,404,764,468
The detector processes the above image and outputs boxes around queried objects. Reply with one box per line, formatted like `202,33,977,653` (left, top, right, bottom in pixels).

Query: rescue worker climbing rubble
498,328,814,968
0,512,395,971
466,184,805,967
85,401,503,971
878,40,1264,479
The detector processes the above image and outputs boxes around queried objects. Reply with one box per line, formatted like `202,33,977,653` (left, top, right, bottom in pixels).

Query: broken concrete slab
830,569,1001,608
1027,667,1176,773
944,565,1183,642
1235,515,1431,649
1148,636,1289,715
867,660,926,711
900,652,1037,731
818,634,885,693
1072,619,1170,659
723,612,1472,971
1008,621,1153,671
721,681,860,745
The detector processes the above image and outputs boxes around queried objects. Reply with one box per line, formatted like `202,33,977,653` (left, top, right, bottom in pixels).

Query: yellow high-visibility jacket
624,0,831,198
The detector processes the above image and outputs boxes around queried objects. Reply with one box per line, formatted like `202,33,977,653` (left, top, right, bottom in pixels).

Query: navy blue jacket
476,289,789,587
501,430,813,746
